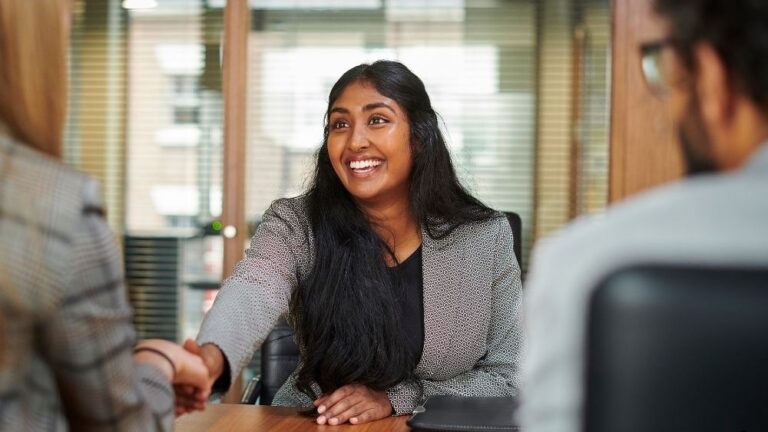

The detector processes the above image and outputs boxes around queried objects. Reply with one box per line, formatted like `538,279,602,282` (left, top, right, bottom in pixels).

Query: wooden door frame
609,0,683,202
221,0,249,402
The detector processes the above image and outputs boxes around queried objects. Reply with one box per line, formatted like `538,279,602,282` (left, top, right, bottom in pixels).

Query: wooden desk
175,404,411,431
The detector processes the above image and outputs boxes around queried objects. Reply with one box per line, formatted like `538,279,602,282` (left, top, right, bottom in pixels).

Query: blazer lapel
416,226,467,378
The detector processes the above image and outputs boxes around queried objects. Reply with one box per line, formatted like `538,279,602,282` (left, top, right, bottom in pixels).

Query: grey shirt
520,143,768,432
197,197,523,414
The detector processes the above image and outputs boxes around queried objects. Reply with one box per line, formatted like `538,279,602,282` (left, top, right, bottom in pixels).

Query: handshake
133,339,224,417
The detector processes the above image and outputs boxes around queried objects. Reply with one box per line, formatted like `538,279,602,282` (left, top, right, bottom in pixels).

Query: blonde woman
0,0,210,430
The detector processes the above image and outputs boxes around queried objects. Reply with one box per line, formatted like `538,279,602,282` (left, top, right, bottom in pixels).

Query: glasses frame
639,37,675,96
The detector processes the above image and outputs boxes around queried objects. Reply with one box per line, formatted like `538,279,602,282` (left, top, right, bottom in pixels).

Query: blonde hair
0,0,68,158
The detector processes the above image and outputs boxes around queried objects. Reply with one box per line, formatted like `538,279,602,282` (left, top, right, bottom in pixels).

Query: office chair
503,211,522,269
241,211,523,404
584,264,768,432
241,318,299,405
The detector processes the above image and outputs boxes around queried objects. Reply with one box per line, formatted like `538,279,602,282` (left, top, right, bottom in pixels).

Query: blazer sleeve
38,182,174,431
387,218,523,415
196,199,304,392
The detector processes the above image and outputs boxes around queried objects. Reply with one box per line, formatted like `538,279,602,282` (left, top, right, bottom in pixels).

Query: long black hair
289,60,498,399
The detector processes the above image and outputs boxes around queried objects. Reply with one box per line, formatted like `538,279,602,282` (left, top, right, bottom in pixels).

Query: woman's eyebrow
329,107,349,114
363,102,396,114
329,102,396,115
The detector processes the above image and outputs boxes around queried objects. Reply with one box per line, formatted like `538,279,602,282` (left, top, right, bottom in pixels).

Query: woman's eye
369,116,388,125
332,120,348,129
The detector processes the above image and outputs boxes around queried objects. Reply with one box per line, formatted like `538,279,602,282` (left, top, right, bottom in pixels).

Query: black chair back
243,318,299,405
503,211,522,268
585,264,768,432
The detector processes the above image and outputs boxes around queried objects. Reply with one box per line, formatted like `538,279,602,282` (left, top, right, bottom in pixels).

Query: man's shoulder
534,182,685,261
535,171,768,282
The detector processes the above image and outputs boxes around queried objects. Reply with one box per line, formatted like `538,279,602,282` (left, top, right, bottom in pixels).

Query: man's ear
694,42,734,126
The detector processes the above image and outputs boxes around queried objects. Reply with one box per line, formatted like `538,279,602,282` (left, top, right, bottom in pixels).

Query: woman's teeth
350,160,382,169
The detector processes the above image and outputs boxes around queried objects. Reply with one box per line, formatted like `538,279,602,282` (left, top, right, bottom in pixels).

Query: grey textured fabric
196,195,523,415
520,143,768,432
0,134,174,431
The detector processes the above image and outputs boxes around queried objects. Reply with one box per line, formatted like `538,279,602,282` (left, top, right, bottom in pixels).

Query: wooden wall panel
609,0,683,202
221,0,249,403
222,0,249,281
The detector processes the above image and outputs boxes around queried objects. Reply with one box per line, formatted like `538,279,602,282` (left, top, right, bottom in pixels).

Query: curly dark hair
654,0,768,114
289,60,498,399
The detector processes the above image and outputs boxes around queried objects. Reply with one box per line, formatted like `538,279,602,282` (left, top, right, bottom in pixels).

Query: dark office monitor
585,264,768,432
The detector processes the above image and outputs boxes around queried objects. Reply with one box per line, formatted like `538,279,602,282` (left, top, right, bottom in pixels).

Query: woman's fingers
316,384,355,414
183,338,200,354
314,384,392,425
174,383,206,413
326,399,367,425
317,398,354,424
313,394,327,408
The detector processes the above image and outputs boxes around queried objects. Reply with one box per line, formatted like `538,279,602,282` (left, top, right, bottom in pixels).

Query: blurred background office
64,0,621,393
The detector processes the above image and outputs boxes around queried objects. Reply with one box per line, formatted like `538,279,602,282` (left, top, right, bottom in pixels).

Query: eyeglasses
639,38,675,95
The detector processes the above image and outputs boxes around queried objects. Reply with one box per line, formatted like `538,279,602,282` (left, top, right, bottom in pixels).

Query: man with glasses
519,1,768,431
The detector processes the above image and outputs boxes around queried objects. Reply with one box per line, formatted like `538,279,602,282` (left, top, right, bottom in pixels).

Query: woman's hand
133,339,213,416
173,339,225,416
313,384,393,425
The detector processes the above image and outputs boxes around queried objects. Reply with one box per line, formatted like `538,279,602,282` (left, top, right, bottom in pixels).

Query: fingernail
329,418,338,425
317,405,326,414
350,418,358,424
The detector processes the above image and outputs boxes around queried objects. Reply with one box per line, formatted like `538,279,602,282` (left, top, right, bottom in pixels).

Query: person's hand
174,339,224,416
133,339,212,416
313,384,393,425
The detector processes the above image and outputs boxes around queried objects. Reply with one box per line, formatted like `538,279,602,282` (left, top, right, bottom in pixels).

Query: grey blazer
197,196,523,414
0,134,174,431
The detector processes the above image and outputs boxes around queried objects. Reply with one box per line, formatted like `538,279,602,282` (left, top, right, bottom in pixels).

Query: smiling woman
191,60,524,426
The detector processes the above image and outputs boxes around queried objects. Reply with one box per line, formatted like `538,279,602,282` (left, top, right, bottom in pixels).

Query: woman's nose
348,125,369,152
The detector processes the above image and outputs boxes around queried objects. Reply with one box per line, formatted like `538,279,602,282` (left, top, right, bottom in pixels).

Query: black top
388,246,425,365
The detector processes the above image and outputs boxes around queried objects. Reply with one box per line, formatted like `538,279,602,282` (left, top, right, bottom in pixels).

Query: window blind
66,0,226,341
